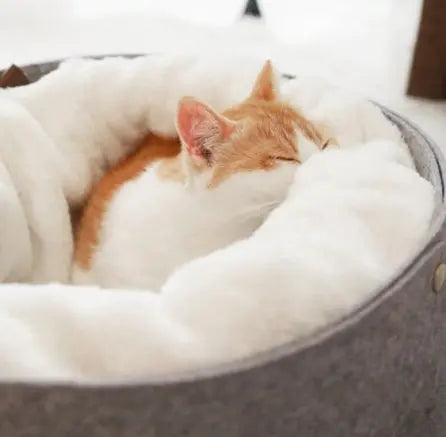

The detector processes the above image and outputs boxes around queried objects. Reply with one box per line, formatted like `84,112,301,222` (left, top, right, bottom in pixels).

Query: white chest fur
73,162,296,291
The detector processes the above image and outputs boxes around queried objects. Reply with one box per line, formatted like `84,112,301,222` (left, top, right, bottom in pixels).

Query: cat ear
249,59,277,101
176,97,236,162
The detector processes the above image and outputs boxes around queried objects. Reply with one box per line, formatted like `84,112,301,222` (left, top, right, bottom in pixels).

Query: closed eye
275,156,301,164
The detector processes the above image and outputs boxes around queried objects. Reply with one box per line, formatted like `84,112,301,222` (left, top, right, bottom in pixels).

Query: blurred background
0,0,444,146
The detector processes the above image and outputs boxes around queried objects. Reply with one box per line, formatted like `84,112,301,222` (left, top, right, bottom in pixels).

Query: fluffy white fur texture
73,159,298,291
0,55,435,382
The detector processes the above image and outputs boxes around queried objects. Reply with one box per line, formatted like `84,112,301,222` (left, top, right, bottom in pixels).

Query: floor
0,0,445,149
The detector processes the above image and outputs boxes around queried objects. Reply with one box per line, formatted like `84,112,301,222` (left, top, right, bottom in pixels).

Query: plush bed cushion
0,55,435,382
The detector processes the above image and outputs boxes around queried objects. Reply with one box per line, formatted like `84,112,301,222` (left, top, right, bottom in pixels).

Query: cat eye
275,156,301,164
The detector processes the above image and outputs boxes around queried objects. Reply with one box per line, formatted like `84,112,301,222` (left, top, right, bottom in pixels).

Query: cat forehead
224,99,299,124
224,100,301,149
226,100,324,155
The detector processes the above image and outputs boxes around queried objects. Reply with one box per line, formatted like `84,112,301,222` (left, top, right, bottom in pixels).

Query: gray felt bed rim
0,55,445,437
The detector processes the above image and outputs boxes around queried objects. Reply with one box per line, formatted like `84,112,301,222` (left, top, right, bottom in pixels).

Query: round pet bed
0,57,444,437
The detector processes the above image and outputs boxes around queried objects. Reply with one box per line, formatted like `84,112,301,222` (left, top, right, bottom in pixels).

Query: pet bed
0,55,444,437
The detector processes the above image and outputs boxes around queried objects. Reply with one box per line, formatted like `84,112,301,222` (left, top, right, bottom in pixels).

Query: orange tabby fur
155,99,323,188
74,60,328,270
75,134,180,268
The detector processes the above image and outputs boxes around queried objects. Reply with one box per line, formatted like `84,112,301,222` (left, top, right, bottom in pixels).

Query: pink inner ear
177,100,206,157
177,99,235,159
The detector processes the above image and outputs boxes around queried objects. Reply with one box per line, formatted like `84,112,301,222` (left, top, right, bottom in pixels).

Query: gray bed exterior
0,59,444,437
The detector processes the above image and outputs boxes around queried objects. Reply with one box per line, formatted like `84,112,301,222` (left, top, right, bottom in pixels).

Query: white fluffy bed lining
0,55,434,382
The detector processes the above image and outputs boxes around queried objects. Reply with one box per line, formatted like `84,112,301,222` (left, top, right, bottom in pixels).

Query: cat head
176,60,325,189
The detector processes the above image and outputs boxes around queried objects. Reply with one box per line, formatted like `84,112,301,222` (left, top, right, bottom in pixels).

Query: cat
72,60,329,290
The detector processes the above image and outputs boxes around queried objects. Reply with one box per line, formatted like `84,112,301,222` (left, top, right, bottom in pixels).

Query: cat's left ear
249,59,278,101
176,97,236,163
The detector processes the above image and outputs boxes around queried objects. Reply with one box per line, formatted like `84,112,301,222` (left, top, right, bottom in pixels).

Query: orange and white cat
73,61,327,290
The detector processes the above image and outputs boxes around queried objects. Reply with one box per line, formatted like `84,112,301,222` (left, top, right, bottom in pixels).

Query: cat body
74,154,296,290
73,61,326,290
